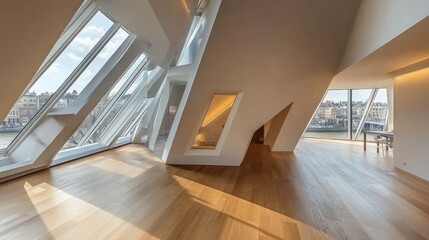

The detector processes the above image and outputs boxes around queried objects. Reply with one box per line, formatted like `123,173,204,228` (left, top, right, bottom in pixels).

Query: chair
374,135,387,154
388,130,394,149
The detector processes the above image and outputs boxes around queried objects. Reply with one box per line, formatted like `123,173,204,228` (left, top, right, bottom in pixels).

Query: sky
324,89,388,103
29,11,128,95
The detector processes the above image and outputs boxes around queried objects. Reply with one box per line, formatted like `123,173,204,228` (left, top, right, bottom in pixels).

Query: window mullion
99,69,163,146
77,58,149,146
105,98,151,146
347,90,352,140
362,88,379,133
131,104,156,142
97,77,150,142
110,100,150,145
383,108,389,132
120,99,151,137
49,23,121,104
125,107,148,135
354,89,377,140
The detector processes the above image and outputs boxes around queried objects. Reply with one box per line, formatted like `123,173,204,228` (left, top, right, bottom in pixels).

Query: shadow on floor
0,143,335,239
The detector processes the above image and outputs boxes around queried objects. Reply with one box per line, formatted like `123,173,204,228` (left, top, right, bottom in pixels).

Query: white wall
332,15,429,90
149,0,199,53
339,0,429,73
264,104,292,149
166,0,360,165
394,68,429,181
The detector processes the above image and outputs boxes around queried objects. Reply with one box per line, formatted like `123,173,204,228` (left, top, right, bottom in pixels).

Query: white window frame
2,8,119,155
303,88,391,141
97,68,164,148
75,58,151,147
52,65,165,164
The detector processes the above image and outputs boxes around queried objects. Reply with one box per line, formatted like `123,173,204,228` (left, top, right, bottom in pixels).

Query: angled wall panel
338,0,429,73
264,103,293,150
97,0,197,69
166,0,361,166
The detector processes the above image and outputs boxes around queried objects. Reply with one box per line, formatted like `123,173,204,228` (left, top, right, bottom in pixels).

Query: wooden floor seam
0,139,428,240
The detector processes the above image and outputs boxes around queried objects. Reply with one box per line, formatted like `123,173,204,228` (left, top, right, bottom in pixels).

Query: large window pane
62,54,147,149
84,66,150,145
192,94,237,149
352,89,371,138
177,16,204,66
54,28,129,108
125,121,139,137
120,120,138,139
0,11,113,150
154,83,186,156
360,88,389,140
116,99,151,142
303,90,349,140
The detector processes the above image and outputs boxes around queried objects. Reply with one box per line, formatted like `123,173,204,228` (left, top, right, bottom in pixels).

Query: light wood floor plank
0,140,429,239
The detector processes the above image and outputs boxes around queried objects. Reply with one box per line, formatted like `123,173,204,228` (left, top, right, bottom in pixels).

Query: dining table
363,130,394,153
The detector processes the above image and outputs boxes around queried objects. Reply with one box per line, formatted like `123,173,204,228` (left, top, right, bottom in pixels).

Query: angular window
124,121,139,137
192,94,237,149
303,90,349,140
177,16,204,66
351,89,371,139
54,28,129,108
0,11,113,150
120,119,139,139
304,88,391,141
84,62,151,145
115,98,152,145
63,54,148,149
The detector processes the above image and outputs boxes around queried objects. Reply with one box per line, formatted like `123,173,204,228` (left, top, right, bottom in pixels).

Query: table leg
364,132,367,151
377,139,380,153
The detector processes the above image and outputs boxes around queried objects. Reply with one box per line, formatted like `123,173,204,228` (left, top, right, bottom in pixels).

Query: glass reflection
303,90,349,140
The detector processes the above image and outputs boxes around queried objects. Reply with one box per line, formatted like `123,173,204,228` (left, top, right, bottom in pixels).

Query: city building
0,0,429,239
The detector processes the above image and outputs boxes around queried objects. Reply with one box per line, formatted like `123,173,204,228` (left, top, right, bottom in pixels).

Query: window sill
52,143,108,166
47,107,81,116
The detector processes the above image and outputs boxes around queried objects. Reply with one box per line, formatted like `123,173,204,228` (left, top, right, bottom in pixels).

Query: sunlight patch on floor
23,182,158,240
172,175,335,240
88,158,154,178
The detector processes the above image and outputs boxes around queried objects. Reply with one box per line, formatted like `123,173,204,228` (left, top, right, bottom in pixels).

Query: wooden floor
1,139,429,240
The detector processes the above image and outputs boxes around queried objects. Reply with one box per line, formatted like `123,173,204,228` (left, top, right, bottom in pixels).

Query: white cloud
45,62,61,74
73,36,100,50
67,52,84,62
81,25,107,35
98,30,129,59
